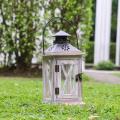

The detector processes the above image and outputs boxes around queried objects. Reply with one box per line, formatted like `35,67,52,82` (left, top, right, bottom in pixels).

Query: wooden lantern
42,30,84,105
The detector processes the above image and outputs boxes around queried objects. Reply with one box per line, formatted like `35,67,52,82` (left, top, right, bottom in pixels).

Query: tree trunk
15,50,32,70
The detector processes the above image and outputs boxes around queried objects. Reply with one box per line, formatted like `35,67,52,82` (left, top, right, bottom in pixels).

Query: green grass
0,77,120,120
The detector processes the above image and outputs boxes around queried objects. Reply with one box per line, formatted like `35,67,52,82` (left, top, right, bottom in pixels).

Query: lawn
0,77,120,120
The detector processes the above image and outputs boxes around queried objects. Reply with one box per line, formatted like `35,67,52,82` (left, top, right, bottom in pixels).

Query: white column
116,0,120,66
94,0,112,64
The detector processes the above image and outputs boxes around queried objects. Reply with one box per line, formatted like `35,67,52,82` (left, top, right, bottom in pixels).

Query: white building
94,0,120,66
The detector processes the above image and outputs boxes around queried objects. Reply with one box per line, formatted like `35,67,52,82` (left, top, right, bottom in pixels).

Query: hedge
85,42,116,63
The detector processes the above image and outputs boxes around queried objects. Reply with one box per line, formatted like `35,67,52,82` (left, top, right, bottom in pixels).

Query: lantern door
54,59,82,102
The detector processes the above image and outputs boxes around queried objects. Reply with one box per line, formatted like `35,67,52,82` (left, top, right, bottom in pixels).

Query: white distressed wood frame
43,56,83,103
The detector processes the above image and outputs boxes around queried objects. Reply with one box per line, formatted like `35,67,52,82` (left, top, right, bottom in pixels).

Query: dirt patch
0,67,42,77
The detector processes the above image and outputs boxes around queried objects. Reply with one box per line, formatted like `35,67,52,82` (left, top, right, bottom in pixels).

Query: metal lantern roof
44,30,82,56
52,30,71,37
45,43,82,56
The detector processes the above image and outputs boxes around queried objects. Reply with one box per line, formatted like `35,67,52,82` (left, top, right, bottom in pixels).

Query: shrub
95,61,115,70
85,42,116,63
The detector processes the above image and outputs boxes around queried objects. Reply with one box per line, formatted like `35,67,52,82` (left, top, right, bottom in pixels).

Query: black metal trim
55,87,59,95
76,73,82,82
55,65,59,72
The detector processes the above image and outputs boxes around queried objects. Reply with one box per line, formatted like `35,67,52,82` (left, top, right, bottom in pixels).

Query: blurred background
0,0,118,75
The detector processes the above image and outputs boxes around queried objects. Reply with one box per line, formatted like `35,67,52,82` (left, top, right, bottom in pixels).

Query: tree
0,0,93,69
44,0,93,50
0,0,41,69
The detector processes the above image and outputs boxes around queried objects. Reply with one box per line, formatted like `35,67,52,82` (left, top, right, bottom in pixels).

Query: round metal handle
42,17,79,54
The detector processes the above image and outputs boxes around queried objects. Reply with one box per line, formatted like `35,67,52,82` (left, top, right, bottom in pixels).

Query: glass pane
58,60,79,99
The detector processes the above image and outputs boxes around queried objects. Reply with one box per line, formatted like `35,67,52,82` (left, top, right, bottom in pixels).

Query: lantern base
64,102,85,106
61,101,85,106
43,98,85,106
56,98,85,106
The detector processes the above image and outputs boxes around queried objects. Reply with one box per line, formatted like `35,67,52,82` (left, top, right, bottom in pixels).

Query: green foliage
111,0,118,42
0,0,41,68
110,42,116,63
0,77,120,119
85,41,94,63
83,73,91,81
85,42,116,63
0,0,93,68
45,0,93,50
95,61,115,70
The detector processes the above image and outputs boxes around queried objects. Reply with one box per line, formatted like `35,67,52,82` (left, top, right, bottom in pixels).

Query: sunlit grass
0,77,120,120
